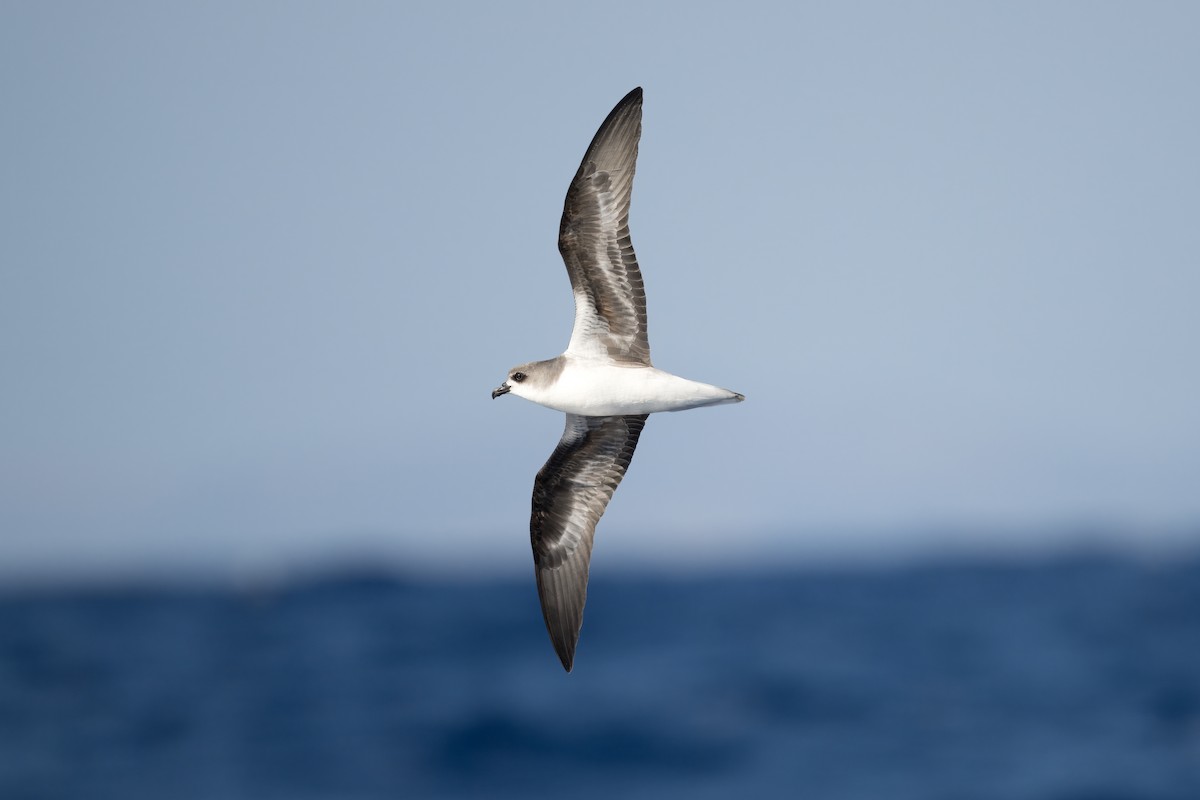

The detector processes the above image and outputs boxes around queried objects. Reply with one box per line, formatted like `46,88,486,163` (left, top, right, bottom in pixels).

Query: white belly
536,360,742,416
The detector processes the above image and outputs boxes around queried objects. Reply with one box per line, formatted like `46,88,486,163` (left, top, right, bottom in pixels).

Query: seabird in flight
492,87,743,671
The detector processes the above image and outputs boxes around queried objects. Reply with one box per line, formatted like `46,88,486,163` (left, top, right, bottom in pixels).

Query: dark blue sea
3,556,1200,800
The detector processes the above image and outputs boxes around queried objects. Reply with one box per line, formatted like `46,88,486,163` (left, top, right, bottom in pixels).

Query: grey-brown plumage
532,413,648,671
560,86,651,366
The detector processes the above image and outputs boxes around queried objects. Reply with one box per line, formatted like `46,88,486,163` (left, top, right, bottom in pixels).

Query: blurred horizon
3,519,1198,591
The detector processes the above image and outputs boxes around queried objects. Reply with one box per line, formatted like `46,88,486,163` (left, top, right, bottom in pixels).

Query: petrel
492,87,743,671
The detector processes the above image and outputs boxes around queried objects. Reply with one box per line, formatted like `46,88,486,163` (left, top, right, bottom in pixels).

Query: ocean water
2,556,1199,800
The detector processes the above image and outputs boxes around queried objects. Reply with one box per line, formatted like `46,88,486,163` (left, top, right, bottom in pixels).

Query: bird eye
512,372,526,382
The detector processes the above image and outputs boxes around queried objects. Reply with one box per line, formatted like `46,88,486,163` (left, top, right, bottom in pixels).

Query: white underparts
518,357,743,416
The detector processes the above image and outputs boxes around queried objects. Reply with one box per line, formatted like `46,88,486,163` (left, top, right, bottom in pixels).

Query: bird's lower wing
530,413,648,671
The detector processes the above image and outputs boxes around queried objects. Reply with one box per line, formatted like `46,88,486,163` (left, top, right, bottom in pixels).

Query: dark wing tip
555,639,576,672
614,86,643,116
538,569,583,672
577,88,644,164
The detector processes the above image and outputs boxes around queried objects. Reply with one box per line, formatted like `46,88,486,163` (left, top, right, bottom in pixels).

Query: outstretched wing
531,413,649,671
558,87,651,366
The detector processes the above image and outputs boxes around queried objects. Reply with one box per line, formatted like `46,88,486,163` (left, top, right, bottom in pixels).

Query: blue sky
2,3,1198,580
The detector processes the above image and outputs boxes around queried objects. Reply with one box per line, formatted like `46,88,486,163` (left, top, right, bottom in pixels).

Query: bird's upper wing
558,87,651,366
531,413,648,671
